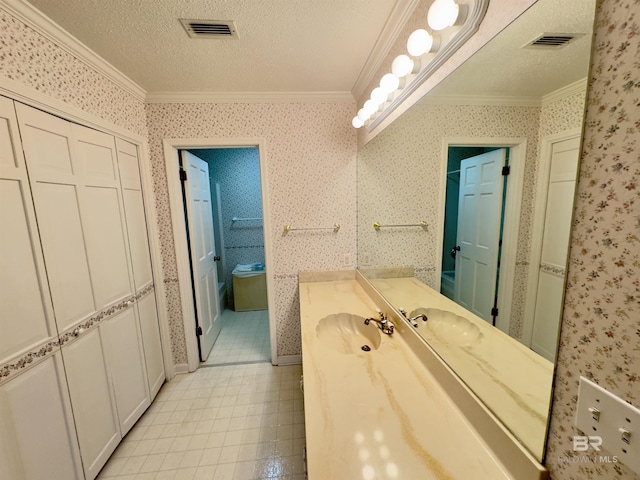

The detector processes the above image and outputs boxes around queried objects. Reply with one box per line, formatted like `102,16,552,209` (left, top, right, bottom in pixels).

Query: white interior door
454,149,506,322
530,136,580,361
181,151,221,362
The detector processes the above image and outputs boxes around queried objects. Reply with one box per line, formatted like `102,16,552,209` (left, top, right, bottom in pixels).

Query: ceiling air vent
522,33,584,50
180,19,238,39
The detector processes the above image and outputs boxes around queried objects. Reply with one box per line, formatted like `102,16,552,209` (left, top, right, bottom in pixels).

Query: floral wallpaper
0,8,147,137
545,0,640,479
145,102,357,363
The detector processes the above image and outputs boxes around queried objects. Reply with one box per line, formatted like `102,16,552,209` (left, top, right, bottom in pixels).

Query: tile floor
97,363,306,480
202,309,271,366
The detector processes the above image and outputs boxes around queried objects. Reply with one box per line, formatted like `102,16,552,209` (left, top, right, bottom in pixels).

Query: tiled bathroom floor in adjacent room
97,363,306,480
202,309,271,366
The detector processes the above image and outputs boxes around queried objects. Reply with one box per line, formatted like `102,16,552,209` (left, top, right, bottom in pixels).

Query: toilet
232,263,268,311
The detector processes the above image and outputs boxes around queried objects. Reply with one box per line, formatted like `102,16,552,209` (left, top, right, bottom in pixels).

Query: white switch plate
343,254,352,267
362,252,372,266
575,376,640,475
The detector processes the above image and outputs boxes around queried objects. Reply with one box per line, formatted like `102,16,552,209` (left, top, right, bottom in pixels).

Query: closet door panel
34,182,95,329
0,98,57,362
15,104,96,331
123,188,154,288
62,329,120,479
0,180,51,359
74,125,133,308
82,185,132,306
137,293,165,398
101,308,150,435
0,354,83,480
115,139,153,289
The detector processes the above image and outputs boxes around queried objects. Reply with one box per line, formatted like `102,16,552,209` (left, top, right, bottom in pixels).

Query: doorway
442,147,508,324
163,138,276,373
437,137,527,335
183,147,270,366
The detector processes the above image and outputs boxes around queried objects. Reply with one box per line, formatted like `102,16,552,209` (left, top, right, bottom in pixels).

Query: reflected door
454,149,506,322
530,136,579,361
181,151,221,362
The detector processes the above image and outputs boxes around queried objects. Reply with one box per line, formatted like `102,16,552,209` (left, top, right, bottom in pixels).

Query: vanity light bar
353,0,489,131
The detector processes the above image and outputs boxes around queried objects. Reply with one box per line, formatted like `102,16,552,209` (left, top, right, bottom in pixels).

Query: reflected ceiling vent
522,33,583,49
180,19,238,39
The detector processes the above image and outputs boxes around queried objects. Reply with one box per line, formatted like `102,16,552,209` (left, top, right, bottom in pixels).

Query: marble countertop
299,274,523,480
367,276,554,460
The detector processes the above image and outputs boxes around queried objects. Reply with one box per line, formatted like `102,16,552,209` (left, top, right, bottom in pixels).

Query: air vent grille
180,19,238,39
523,33,584,50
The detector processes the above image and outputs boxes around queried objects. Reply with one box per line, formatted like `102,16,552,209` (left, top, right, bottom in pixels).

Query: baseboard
277,355,302,365
173,363,190,374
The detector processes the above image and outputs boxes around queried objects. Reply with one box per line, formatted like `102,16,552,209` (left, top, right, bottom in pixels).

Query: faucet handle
399,308,407,317
376,308,387,321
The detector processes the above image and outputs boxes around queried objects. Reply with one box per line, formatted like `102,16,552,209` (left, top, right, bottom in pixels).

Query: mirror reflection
357,0,595,461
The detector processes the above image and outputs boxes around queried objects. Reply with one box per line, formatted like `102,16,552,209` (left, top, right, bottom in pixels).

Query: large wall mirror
357,0,596,462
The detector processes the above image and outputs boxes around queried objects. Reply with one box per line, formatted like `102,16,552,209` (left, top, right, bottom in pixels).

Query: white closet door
0,97,57,363
101,308,151,435
115,138,153,289
14,103,96,333
73,125,133,308
62,329,121,480
0,355,83,480
136,293,165,398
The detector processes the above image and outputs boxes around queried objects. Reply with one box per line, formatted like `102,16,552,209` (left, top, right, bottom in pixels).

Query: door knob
451,245,461,259
213,256,221,261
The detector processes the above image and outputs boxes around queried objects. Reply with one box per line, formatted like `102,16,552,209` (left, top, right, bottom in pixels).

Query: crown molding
421,94,541,107
541,77,587,106
1,0,146,101
351,0,421,101
145,91,355,104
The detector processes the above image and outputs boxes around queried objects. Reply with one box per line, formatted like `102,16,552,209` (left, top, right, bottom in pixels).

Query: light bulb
407,29,435,57
428,0,463,31
391,55,414,78
380,73,400,94
352,116,364,128
357,108,369,122
363,99,378,116
370,87,387,106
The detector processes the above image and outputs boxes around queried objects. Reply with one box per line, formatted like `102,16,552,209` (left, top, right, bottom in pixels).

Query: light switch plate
575,376,640,475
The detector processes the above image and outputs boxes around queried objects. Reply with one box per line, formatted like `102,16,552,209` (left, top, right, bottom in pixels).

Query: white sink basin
408,308,483,346
316,313,381,354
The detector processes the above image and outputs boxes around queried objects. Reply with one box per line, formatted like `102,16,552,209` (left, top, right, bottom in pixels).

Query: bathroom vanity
298,270,548,480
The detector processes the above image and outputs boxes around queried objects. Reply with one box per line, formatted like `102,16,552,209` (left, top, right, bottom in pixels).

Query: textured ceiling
25,0,406,94
429,0,596,99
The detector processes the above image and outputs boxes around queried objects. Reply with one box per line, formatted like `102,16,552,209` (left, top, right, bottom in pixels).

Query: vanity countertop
367,276,554,460
299,275,519,480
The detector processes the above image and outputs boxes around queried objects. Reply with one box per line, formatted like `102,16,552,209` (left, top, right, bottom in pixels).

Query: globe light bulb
391,55,414,78
428,0,462,31
407,29,435,57
357,108,369,122
352,116,364,128
370,87,387,106
380,73,400,94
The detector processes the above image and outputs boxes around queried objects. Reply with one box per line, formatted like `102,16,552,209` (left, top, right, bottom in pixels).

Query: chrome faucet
399,308,427,327
364,309,394,335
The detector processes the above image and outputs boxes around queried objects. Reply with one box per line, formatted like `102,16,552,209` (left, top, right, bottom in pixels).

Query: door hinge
196,326,202,336
180,169,188,182
491,307,499,317
502,165,510,176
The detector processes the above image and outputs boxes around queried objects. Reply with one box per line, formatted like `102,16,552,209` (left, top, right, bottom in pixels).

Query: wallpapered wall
192,147,266,308
2,1,639,478
545,1,640,479
357,89,586,340
145,102,357,363
0,8,147,136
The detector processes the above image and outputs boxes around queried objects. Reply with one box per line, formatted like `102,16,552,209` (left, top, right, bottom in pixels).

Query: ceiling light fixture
427,0,467,31
352,0,488,130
